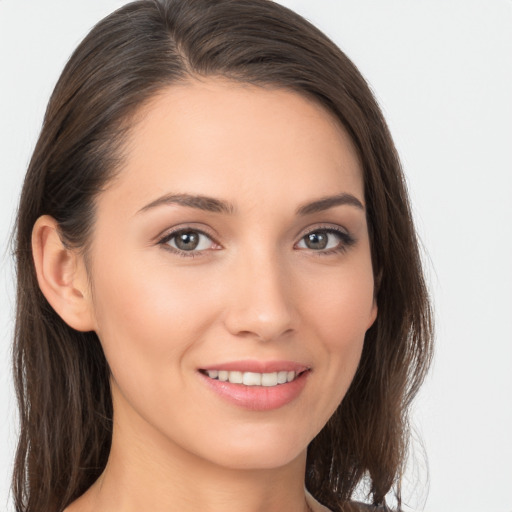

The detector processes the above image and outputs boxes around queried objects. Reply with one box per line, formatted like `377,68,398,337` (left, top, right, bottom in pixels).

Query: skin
34,79,377,512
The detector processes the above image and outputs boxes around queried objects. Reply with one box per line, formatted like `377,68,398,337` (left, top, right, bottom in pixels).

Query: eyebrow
137,192,364,216
296,193,364,215
138,193,236,215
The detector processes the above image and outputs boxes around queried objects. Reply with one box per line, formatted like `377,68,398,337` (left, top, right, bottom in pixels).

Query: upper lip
199,360,310,374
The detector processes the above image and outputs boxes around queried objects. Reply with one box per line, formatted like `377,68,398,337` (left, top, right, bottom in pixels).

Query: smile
202,370,299,387
198,361,311,410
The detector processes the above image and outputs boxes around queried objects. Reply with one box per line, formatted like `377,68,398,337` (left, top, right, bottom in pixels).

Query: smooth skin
32,79,377,512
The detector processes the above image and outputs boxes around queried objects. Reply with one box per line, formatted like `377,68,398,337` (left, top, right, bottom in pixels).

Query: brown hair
12,1,433,511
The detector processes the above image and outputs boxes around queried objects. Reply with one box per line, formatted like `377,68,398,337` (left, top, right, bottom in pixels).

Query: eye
161,229,217,254
296,228,354,253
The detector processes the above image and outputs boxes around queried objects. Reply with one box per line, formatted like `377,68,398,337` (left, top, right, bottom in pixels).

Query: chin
189,424,311,471
208,446,306,472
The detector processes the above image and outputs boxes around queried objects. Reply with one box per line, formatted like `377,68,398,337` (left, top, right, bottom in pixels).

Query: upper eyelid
156,224,219,244
295,223,350,239
162,229,213,243
297,228,352,242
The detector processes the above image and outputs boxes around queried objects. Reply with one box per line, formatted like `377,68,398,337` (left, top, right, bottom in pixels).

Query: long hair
12,1,433,511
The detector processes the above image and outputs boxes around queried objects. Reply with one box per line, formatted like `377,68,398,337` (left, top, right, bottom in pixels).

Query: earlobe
31,215,96,332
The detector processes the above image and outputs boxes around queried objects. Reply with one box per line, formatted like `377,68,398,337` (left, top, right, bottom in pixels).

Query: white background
0,1,511,511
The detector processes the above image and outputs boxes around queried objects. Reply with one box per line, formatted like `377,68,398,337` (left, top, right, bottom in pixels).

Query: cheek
310,283,369,378
89,257,227,432
90,255,220,375
300,257,375,344
298,255,375,405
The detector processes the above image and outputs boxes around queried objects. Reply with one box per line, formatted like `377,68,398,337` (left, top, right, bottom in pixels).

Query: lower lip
199,371,310,411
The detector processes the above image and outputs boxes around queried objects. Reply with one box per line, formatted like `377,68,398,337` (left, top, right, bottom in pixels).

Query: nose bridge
223,243,295,341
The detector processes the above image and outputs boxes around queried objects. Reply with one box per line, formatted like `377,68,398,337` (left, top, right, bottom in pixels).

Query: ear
32,215,96,332
367,299,378,330
367,269,381,329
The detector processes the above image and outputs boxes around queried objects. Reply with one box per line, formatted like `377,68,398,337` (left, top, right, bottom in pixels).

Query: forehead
101,78,364,214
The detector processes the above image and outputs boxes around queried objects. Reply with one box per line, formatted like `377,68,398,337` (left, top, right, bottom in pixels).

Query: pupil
176,231,199,250
306,232,327,250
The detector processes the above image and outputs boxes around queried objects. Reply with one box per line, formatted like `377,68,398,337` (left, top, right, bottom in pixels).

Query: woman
12,1,433,511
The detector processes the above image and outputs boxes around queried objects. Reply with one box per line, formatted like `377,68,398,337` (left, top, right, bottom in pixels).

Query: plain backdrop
1,1,511,511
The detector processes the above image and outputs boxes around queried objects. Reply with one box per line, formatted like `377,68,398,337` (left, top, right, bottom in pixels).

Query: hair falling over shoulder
12,1,433,511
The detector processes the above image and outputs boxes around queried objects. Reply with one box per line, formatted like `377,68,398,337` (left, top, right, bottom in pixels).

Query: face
85,79,377,471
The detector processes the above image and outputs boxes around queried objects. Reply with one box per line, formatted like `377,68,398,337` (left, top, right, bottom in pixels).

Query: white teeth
261,372,278,387
277,371,288,384
229,371,243,384
205,369,300,386
242,372,261,386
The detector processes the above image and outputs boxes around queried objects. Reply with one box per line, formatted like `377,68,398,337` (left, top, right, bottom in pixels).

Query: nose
223,250,295,342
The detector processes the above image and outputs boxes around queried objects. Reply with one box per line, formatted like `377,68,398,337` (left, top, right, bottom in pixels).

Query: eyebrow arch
138,193,236,215
138,192,363,216
296,193,364,216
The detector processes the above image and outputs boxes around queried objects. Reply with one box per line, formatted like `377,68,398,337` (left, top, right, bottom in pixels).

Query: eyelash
157,225,355,258
158,228,218,258
297,226,356,256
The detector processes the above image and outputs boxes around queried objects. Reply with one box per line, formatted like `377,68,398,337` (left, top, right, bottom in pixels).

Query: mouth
198,361,311,410
199,369,307,387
